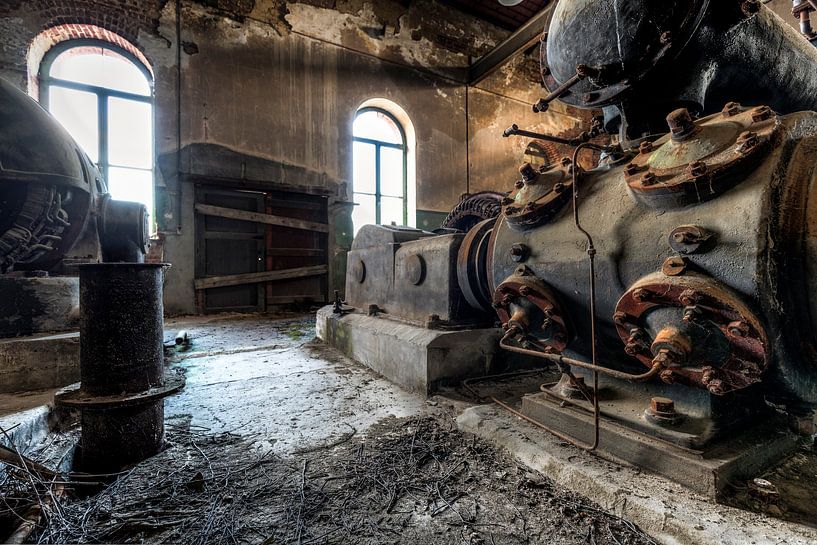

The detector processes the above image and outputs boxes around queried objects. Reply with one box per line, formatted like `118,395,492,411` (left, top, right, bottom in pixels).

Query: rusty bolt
650,397,676,416
627,329,645,343
659,31,672,44
492,302,503,310
722,101,741,117
624,163,640,176
613,311,628,326
752,105,773,122
736,130,759,154
741,0,761,15
683,305,703,323
560,157,572,167
501,196,514,206
662,255,687,276
679,289,700,306
660,369,676,384
514,180,525,189
524,202,535,211
728,320,750,337
708,379,726,395
667,108,696,141
506,206,520,215
748,478,780,503
702,366,716,385
541,66,550,76
687,161,707,178
672,231,688,243
642,172,658,186
632,288,650,302
519,162,537,181
625,342,642,356
639,140,654,154
553,182,565,193
502,294,513,306
510,243,529,262
575,64,593,78
519,286,532,296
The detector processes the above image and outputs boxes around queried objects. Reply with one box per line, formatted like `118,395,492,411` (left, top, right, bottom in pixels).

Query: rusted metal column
55,263,183,473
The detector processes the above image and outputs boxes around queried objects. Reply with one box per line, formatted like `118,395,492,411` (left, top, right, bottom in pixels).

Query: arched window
352,107,409,235
39,40,154,218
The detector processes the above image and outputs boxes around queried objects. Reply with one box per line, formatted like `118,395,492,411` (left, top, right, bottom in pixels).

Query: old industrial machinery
0,77,148,338
339,0,817,494
0,76,181,470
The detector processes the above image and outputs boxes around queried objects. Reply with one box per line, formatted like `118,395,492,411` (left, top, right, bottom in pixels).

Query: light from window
352,109,407,235
42,44,154,219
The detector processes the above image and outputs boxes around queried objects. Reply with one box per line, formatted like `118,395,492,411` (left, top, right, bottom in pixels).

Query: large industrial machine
330,0,817,494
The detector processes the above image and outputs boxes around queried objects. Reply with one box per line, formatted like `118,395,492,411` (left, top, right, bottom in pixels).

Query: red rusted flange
493,269,569,353
502,162,573,231
613,272,768,395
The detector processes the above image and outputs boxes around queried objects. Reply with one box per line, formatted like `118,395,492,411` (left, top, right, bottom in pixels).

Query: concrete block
0,332,80,393
316,305,500,395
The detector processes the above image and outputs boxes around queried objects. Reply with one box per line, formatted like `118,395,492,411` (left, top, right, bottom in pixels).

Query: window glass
380,196,404,227
50,47,150,96
352,141,376,195
108,97,152,169
379,146,404,198
353,110,403,144
49,86,99,162
352,194,377,232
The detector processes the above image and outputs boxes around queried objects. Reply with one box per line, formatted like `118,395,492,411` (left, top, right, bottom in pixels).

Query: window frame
38,39,154,201
353,107,408,225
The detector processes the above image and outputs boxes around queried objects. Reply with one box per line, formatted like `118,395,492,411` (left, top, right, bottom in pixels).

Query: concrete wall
0,0,587,315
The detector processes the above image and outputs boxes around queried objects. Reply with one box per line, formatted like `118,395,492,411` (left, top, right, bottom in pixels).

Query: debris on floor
5,414,656,545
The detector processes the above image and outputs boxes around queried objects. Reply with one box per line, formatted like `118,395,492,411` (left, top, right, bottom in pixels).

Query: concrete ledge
316,306,500,395
457,404,817,545
0,332,80,393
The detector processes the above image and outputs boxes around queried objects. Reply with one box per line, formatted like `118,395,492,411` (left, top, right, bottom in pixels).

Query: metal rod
502,123,589,146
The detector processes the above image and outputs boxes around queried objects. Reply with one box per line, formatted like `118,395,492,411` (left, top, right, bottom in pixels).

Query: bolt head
553,182,565,193
641,172,657,186
667,108,696,141
514,180,524,189
624,163,639,176
659,31,672,44
632,288,649,302
650,396,676,415
687,161,707,177
501,196,514,206
727,320,750,337
722,101,741,117
683,305,702,323
660,369,676,384
613,311,627,325
639,141,653,154
519,286,532,296
560,157,572,167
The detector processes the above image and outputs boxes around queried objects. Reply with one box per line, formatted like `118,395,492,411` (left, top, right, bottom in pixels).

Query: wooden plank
195,203,329,233
195,265,327,290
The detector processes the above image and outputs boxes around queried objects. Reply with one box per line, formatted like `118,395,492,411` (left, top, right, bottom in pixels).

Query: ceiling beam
467,2,555,86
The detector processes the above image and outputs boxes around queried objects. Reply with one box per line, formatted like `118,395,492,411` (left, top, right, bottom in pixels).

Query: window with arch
39,40,155,217
352,107,408,235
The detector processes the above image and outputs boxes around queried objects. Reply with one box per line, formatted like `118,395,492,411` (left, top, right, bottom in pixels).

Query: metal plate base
521,392,799,498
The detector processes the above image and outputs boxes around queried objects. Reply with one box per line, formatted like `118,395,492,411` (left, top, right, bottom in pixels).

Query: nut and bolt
728,320,750,337
639,141,654,154
722,101,741,117
659,31,672,44
625,342,643,356
613,311,628,326
736,130,759,154
679,289,700,306
632,288,650,302
650,396,676,416
519,162,537,181
707,379,726,395
624,163,640,176
683,305,703,323
553,182,565,193
673,231,689,243
510,243,529,263
501,196,514,206
687,161,707,178
502,294,513,306
667,108,696,141
662,255,687,276
519,286,532,296
514,180,525,189
741,0,760,14
642,172,658,186
560,157,572,167
660,369,676,384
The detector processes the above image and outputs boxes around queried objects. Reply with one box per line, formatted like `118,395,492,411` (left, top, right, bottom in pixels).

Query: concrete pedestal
0,276,79,338
316,306,500,395
0,332,80,393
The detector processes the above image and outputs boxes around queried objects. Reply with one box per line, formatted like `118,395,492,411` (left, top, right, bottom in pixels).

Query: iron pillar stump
55,263,184,473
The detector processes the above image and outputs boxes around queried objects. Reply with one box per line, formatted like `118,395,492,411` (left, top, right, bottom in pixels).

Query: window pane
49,86,98,163
109,97,152,169
353,141,376,195
380,196,405,227
108,167,154,217
380,147,404,198
353,110,403,144
352,193,376,236
50,47,150,96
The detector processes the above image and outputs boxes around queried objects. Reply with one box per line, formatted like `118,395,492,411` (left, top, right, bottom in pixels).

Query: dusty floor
1,314,656,544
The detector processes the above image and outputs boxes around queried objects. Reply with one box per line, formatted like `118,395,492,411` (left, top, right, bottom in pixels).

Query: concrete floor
1,313,816,544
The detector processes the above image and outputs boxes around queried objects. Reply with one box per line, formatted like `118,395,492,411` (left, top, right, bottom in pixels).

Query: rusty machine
0,77,182,472
334,0,817,494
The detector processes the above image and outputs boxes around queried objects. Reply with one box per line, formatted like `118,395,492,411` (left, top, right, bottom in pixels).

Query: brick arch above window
27,24,153,98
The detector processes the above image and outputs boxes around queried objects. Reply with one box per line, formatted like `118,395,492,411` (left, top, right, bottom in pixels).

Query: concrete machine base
316,305,500,395
0,332,79,394
459,404,817,545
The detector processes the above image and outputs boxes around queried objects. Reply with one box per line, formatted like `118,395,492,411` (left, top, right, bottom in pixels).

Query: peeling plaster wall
0,0,585,315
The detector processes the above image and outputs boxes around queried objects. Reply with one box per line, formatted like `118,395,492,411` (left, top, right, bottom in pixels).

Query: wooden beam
195,203,329,233
194,265,328,290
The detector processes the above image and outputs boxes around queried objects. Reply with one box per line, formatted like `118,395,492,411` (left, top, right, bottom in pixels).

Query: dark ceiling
442,0,550,31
